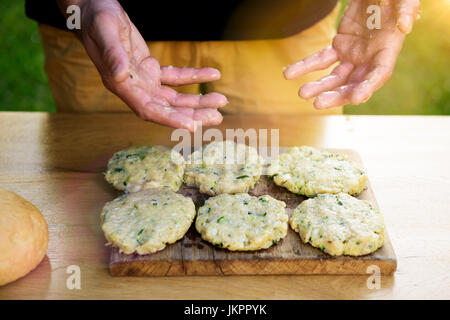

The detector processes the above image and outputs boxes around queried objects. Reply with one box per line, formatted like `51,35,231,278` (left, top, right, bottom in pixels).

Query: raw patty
290,193,385,256
101,189,195,254
268,146,367,197
105,145,185,193
184,141,263,195
196,193,288,251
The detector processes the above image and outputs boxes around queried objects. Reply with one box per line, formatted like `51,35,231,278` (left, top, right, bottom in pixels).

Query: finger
140,102,197,131
347,65,369,84
160,66,221,86
89,12,130,82
396,0,422,34
350,65,391,105
158,87,228,108
350,46,397,105
174,107,194,117
314,83,357,109
113,81,196,131
194,109,223,126
173,107,223,126
284,46,339,80
299,62,354,99
129,22,151,62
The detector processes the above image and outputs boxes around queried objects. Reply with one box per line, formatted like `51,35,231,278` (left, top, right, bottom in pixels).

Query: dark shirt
25,0,337,41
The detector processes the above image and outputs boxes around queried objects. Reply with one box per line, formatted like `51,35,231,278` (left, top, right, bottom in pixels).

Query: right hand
283,0,421,109
63,0,228,131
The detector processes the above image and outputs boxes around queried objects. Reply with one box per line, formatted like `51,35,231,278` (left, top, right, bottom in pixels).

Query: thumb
396,0,422,34
89,12,130,82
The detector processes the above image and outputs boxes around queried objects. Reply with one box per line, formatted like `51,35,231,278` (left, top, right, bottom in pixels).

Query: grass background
0,1,56,112
0,0,449,114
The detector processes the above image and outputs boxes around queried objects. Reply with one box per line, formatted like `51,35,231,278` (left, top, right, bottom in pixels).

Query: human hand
284,0,422,109
61,0,227,131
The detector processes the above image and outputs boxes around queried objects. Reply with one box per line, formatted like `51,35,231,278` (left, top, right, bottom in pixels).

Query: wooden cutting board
109,149,397,276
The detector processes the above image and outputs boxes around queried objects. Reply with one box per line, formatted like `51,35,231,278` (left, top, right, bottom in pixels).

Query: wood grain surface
0,113,449,299
110,150,397,276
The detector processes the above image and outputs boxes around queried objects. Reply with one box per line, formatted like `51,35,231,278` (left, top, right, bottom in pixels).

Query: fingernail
314,99,325,109
315,91,336,109
398,15,413,34
299,87,310,99
222,96,229,106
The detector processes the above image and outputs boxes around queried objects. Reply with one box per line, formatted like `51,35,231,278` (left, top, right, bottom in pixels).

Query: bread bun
0,188,48,286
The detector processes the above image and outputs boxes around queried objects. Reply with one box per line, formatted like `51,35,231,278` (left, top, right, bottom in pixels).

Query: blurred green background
0,0,449,114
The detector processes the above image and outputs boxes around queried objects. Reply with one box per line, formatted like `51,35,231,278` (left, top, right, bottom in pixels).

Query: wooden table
0,112,449,300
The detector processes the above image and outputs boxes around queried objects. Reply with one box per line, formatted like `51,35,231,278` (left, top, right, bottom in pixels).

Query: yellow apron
38,4,341,115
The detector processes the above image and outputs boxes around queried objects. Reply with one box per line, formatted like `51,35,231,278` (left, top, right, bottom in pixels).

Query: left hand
284,0,422,109
63,0,228,132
